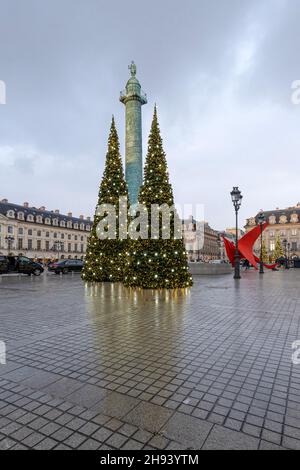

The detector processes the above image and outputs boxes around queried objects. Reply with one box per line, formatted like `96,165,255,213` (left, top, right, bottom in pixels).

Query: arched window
45,218,51,225
27,214,34,222
17,212,24,220
291,213,299,223
279,215,287,224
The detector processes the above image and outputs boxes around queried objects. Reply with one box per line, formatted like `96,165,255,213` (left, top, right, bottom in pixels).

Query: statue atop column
129,61,137,77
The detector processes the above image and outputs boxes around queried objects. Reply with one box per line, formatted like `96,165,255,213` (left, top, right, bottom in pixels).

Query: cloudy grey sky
0,0,299,230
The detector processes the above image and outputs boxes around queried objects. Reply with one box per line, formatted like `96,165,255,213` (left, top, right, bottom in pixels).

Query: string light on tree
82,117,129,282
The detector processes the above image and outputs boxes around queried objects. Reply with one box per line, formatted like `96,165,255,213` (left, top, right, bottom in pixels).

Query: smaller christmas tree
82,117,129,282
273,237,284,261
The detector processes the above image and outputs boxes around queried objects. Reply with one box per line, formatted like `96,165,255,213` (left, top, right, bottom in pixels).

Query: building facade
183,216,220,261
0,199,92,261
245,203,300,259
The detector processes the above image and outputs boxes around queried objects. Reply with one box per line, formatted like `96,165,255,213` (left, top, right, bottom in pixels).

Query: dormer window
53,218,58,226
279,215,287,224
7,210,15,218
60,220,66,227
17,212,24,220
45,218,51,225
67,221,72,228
80,223,84,231
291,213,299,223
74,223,78,229
86,225,91,231
27,214,34,222
36,215,43,223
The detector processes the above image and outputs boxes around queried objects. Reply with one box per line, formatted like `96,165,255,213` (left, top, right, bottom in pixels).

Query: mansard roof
246,205,300,226
0,200,92,226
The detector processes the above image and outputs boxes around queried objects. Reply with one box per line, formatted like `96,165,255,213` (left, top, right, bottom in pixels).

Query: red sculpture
222,223,278,270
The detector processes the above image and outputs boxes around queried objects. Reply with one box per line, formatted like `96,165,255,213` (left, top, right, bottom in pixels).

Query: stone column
120,62,147,206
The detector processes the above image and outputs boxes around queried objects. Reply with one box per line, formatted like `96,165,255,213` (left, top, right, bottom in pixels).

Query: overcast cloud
0,0,299,230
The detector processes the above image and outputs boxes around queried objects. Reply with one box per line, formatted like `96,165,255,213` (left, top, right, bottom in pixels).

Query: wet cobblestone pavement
0,270,300,450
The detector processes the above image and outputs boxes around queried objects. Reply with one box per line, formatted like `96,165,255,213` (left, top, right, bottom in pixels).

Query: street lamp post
197,225,202,262
230,187,243,280
52,241,63,261
5,235,15,254
287,242,291,269
257,212,265,274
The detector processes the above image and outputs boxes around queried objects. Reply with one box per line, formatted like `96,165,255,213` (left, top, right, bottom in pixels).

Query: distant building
223,227,245,239
0,199,92,261
183,216,220,261
245,203,300,259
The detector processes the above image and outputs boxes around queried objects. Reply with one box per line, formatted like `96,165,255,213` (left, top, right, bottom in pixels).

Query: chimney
68,212,72,217
23,202,29,208
1,198,8,203
39,206,46,211
87,216,91,222
79,215,84,220
55,209,59,214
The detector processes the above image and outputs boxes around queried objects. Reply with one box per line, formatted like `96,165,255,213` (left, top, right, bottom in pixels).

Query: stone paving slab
202,425,259,450
91,391,140,418
0,271,300,449
64,384,108,409
161,412,213,448
21,371,62,389
42,377,86,398
124,401,173,433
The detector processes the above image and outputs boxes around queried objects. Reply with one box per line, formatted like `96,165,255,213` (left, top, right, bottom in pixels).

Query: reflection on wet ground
0,270,300,449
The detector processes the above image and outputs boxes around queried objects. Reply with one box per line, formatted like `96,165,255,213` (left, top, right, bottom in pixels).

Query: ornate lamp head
231,187,243,211
257,212,265,225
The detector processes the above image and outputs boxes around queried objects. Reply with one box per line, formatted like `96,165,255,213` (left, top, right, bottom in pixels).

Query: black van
0,256,44,276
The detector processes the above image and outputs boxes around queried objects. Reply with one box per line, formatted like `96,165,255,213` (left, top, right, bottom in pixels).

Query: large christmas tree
124,106,193,289
82,117,128,282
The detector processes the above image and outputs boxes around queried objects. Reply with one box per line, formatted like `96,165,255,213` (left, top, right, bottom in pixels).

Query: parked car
48,259,84,274
293,258,300,268
0,255,44,276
